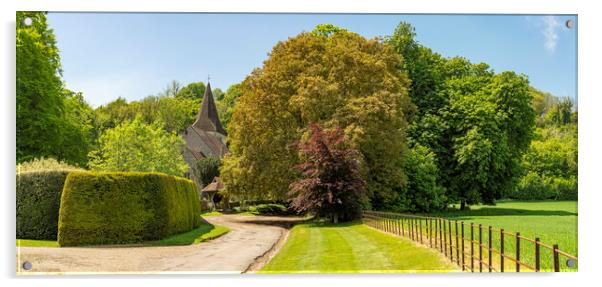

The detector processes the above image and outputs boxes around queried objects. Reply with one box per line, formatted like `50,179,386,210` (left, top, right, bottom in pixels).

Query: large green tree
17,12,95,167
221,25,413,208
388,22,536,209
17,12,65,163
89,116,188,176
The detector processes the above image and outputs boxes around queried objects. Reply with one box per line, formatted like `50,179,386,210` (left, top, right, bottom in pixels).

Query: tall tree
289,123,366,223
89,116,188,176
16,12,65,163
221,25,413,208
388,22,535,209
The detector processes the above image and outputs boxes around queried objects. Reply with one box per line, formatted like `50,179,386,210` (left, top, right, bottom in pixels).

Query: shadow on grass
302,219,364,228
425,207,577,218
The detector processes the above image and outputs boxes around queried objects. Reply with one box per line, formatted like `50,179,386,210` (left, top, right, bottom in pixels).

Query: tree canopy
89,117,188,176
289,124,366,222
388,22,536,209
221,26,413,208
16,12,95,167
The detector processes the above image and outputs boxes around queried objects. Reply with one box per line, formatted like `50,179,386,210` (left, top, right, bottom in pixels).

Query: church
182,82,229,204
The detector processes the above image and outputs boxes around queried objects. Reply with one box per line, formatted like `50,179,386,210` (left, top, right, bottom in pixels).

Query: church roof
201,177,224,193
192,82,227,135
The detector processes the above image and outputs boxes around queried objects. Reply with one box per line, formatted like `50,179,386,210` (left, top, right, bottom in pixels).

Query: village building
182,82,229,208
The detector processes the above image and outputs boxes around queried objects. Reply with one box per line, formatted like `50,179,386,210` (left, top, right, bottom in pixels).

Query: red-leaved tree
289,123,366,223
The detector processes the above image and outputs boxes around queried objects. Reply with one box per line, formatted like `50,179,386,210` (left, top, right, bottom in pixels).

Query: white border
2,1,601,287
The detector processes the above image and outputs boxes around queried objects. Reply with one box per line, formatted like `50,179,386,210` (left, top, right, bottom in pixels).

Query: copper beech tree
289,124,366,223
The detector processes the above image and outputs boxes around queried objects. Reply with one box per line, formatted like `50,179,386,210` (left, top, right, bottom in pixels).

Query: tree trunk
333,214,339,224
460,200,466,211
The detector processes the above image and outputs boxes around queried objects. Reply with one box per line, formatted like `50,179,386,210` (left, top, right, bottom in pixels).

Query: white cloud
542,16,561,53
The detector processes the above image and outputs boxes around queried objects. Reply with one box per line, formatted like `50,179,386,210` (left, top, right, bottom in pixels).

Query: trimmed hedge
58,172,200,246
16,170,71,240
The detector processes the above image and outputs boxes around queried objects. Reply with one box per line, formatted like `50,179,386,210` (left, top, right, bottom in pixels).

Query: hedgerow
16,170,71,240
58,171,200,246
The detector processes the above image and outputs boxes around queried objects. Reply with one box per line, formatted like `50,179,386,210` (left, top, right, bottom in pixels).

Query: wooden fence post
420,219,423,244
429,218,433,247
461,222,465,271
470,223,474,272
443,220,448,257
455,221,460,265
447,220,454,262
401,217,405,237
535,238,540,272
488,226,493,272
479,224,483,272
553,244,560,272
440,219,444,253
500,228,505,273
516,232,520,272
408,217,414,240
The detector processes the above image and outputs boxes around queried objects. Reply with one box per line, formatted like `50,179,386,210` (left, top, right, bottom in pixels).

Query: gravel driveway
16,215,303,274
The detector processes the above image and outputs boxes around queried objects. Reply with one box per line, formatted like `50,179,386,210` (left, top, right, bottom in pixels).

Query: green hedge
16,170,71,240
58,172,200,246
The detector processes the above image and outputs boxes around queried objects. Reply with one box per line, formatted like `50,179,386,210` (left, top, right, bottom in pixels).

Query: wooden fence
363,211,578,272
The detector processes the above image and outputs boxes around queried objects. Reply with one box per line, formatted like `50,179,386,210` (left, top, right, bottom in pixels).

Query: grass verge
16,239,59,248
260,221,457,273
16,220,230,247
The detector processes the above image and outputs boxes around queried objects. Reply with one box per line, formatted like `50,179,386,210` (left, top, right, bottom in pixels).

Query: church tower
182,82,229,197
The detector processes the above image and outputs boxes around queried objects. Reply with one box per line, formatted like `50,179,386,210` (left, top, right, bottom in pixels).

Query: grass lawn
16,239,59,248
260,221,458,273
424,200,578,272
200,210,223,217
17,220,229,247
144,220,230,246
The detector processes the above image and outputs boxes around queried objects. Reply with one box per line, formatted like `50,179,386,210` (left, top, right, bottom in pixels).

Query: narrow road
16,215,303,274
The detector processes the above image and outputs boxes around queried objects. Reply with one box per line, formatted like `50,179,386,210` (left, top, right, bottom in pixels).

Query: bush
17,157,83,173
16,170,71,240
58,171,200,246
249,204,289,215
510,172,577,200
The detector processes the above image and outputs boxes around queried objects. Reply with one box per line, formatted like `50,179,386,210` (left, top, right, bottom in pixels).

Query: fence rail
362,211,577,272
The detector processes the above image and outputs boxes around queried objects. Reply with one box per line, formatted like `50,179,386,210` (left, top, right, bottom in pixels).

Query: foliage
16,170,71,240
289,124,366,222
17,157,83,173
60,90,96,165
248,203,289,215
195,157,221,186
94,95,199,135
394,144,446,212
58,171,200,246
512,125,577,200
176,81,206,100
222,25,413,208
89,117,188,176
388,22,535,209
544,96,575,126
216,83,242,132
159,80,183,98
260,221,456,273
16,12,96,167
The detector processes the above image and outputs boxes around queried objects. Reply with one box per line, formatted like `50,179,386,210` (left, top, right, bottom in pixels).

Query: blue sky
47,13,577,107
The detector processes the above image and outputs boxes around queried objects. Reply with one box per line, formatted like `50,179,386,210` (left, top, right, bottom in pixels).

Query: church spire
192,82,227,135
